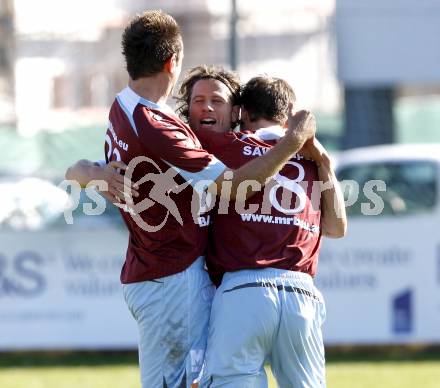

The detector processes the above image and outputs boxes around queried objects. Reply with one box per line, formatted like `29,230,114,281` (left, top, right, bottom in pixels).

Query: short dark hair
175,65,241,122
240,76,296,125
121,10,183,80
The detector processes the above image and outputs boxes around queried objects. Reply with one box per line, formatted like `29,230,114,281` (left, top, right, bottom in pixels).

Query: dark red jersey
197,126,322,285
105,87,226,283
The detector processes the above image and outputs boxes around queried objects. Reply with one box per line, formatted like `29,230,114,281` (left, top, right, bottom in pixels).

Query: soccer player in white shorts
179,74,347,387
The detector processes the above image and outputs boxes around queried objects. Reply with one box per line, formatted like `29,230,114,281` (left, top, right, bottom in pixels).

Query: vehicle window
337,160,438,217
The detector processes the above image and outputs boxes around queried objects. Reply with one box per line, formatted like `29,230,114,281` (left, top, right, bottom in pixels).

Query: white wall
336,0,440,85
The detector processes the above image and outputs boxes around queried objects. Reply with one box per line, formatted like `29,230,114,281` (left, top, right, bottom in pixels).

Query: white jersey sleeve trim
163,157,226,188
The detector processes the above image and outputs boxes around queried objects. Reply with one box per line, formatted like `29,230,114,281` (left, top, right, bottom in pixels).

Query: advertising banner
317,215,440,344
1,218,439,348
0,228,138,350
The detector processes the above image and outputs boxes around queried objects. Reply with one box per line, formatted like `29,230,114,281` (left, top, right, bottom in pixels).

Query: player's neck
245,118,282,132
128,74,172,105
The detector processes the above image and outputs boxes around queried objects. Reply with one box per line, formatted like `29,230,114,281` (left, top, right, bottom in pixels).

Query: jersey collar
119,86,175,115
240,125,286,141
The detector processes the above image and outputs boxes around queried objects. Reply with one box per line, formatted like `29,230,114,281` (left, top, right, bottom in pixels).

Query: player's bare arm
213,109,316,200
318,161,347,238
65,159,139,203
301,137,347,238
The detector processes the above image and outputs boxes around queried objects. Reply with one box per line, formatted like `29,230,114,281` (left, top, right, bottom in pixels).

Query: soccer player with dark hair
194,75,346,387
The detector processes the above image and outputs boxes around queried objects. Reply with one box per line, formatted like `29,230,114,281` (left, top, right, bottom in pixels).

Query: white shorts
201,268,326,388
123,257,215,388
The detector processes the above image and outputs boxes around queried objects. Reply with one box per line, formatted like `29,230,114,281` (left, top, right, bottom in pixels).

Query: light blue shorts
201,268,326,388
123,257,215,388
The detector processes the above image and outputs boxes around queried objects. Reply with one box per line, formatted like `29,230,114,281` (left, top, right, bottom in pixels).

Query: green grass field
1,347,440,388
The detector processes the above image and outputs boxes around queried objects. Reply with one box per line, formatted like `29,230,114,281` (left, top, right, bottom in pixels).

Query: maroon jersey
197,126,322,285
105,87,226,283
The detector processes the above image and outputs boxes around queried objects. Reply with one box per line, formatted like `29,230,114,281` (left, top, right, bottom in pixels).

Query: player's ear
231,105,240,127
164,54,178,74
241,107,250,125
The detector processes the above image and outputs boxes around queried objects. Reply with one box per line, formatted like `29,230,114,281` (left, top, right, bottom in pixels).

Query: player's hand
285,107,316,149
95,161,139,205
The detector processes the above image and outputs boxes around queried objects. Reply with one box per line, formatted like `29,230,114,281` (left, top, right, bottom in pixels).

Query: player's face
171,48,184,93
189,79,237,133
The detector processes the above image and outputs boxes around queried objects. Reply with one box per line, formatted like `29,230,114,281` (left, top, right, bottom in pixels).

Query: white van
317,143,440,344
